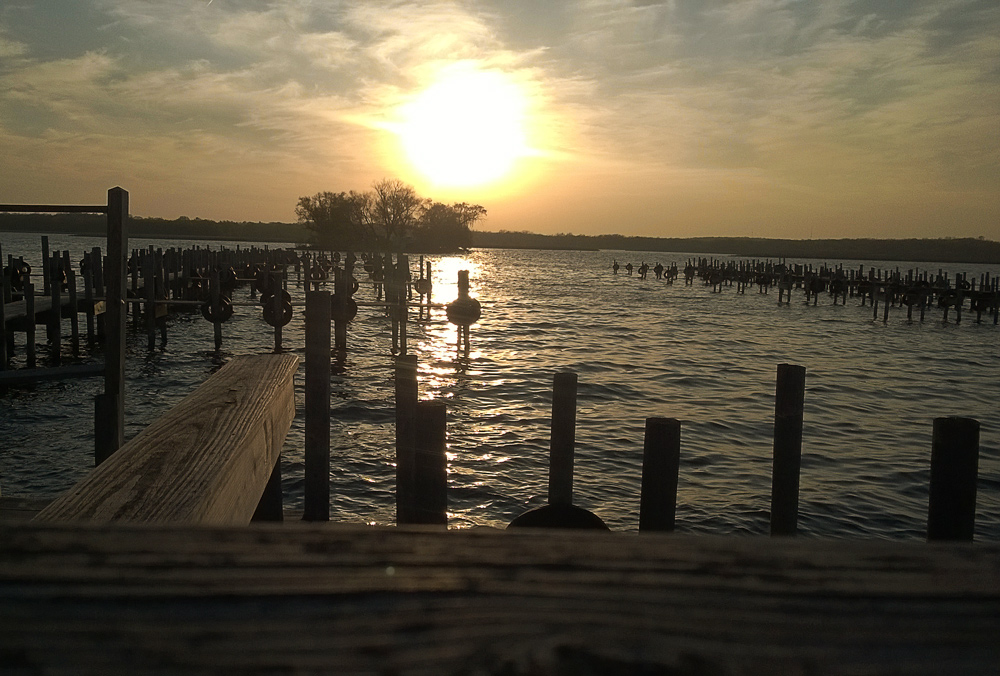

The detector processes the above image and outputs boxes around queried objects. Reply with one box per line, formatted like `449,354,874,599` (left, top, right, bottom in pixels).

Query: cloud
0,0,996,236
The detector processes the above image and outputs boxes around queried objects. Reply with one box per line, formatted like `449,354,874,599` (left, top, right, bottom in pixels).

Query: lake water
2,232,998,540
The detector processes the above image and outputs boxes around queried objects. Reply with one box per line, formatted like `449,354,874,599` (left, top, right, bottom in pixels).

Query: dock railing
33,353,298,524
1,187,129,463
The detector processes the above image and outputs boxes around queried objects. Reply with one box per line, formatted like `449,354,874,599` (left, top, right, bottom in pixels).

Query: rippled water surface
2,234,998,540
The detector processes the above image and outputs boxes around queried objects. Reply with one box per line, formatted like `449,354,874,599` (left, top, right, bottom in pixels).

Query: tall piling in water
770,363,806,536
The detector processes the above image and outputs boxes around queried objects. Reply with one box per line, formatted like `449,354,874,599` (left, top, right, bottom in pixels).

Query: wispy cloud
0,0,996,237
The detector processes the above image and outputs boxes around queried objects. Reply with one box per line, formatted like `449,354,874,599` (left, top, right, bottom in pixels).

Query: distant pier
614,256,1000,324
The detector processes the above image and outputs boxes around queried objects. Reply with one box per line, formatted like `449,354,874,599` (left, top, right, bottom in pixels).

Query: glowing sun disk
397,69,530,188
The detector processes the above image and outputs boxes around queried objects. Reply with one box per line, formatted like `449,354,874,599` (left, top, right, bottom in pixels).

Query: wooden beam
0,524,996,674
35,353,299,524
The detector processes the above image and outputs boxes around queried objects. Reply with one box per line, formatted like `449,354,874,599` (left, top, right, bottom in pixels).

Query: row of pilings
3,236,478,378
613,257,1000,324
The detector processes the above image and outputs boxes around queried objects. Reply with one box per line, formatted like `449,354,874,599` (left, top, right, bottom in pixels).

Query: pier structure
619,256,1000,324
2,236,477,382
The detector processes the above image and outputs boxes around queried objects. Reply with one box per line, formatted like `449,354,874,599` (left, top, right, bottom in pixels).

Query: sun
395,66,532,190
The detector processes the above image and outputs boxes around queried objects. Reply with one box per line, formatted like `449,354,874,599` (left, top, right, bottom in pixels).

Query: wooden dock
1,522,997,674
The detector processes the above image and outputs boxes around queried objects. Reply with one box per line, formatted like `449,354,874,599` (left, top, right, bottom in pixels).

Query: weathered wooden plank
34,353,299,524
0,524,996,675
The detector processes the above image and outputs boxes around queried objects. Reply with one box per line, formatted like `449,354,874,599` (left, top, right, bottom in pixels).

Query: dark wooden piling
770,363,806,536
23,281,36,368
96,186,129,463
412,400,447,526
130,250,140,327
425,261,433,319
395,354,418,525
639,417,681,532
144,252,156,350
47,254,61,363
210,269,223,352
398,254,409,355
0,243,7,370
91,246,105,339
41,235,50,296
271,271,283,353
927,417,979,542
303,290,331,522
67,266,80,356
548,371,578,506
83,264,95,344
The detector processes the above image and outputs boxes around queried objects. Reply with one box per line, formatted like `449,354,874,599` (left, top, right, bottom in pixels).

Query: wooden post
425,261,433,320
389,257,400,353
83,263,95,344
24,281,36,368
395,354,418,524
48,253,61,363
927,417,979,542
271,271,283,353
412,400,447,526
639,417,681,532
41,236,50,296
96,186,128,465
548,371,578,506
398,255,408,355
91,247,105,340
144,252,156,350
210,269,223,352
130,250,140,327
770,363,806,536
67,264,80,357
156,252,168,346
303,290,331,522
0,243,7,370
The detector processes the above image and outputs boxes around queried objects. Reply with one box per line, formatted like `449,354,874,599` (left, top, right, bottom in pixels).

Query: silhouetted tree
369,179,423,248
413,201,485,251
296,180,485,252
295,191,370,250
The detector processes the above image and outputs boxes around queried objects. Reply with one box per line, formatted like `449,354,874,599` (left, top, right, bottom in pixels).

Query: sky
1,0,998,240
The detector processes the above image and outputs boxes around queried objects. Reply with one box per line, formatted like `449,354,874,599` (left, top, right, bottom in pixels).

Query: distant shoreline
1,214,998,264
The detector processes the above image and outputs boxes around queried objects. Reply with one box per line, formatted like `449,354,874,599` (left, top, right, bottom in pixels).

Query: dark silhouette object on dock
508,502,609,529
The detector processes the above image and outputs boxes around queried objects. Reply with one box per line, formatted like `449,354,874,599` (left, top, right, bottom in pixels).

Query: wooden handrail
34,353,299,525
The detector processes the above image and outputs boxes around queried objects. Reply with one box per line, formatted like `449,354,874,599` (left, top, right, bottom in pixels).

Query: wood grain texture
0,523,996,675
33,353,298,525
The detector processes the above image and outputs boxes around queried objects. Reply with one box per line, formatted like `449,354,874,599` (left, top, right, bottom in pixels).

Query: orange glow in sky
0,2,998,240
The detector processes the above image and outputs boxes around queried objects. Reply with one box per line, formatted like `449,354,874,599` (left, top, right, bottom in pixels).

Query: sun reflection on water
417,254,485,397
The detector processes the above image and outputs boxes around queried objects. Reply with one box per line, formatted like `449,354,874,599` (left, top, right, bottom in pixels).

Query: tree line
295,179,486,253
471,231,1000,264
0,212,309,242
